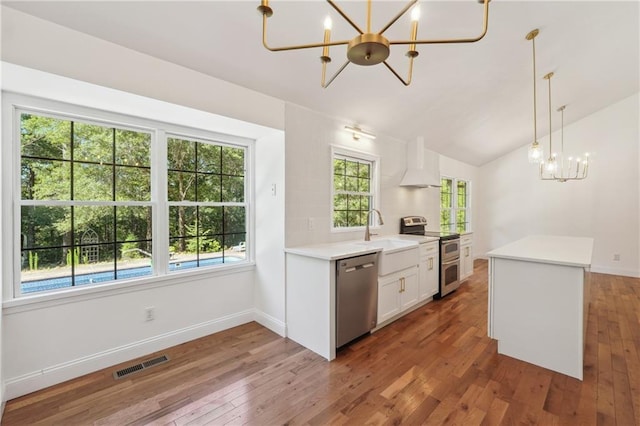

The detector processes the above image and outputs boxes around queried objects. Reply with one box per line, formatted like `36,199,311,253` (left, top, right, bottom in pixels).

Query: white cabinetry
460,233,473,281
377,266,418,325
418,241,439,300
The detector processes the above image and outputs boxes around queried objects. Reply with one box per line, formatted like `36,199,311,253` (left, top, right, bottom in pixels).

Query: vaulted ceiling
4,1,639,165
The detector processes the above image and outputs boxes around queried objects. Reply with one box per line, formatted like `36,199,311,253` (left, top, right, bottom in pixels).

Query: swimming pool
21,257,243,294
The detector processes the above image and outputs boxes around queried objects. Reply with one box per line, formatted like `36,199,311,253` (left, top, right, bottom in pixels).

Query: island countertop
487,235,594,268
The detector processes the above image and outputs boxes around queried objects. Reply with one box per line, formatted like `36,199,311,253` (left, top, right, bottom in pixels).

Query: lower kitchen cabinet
460,233,474,281
377,266,419,325
418,241,439,300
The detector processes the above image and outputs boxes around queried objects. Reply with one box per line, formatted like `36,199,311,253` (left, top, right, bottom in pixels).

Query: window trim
440,175,472,233
330,145,380,232
3,93,254,300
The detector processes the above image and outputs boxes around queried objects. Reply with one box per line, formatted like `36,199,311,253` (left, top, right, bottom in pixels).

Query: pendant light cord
532,36,537,143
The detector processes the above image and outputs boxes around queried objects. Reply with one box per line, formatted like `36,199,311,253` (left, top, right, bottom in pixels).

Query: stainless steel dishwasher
336,253,378,348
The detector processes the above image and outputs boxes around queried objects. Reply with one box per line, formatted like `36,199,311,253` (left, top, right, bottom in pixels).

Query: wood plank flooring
3,260,639,425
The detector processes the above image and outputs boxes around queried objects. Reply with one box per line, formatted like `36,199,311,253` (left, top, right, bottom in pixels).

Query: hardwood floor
3,260,639,425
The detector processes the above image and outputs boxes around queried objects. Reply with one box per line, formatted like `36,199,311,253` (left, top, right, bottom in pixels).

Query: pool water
21,257,242,294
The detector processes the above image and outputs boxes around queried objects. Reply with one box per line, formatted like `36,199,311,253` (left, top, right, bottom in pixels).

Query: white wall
3,271,255,399
0,7,289,400
476,93,640,277
254,131,286,335
284,104,440,248
0,6,284,132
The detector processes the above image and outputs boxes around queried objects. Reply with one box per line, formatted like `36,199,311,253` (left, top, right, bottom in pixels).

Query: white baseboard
590,266,640,278
4,309,254,400
253,310,286,337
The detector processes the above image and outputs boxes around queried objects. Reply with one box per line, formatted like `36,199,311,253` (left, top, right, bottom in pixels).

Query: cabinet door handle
428,258,433,270
466,247,470,257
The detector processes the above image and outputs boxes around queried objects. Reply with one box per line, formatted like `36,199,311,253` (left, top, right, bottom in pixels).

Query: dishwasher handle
344,263,375,273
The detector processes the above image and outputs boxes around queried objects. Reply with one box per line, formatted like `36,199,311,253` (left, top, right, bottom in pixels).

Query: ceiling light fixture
257,0,491,88
526,28,544,164
540,104,590,182
345,125,376,140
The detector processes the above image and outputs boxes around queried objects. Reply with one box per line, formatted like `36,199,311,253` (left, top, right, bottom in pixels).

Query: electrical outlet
145,306,155,321
613,254,621,262
271,183,277,196
308,218,315,230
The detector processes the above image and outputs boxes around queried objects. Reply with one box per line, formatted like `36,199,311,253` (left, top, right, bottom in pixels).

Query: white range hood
399,137,441,188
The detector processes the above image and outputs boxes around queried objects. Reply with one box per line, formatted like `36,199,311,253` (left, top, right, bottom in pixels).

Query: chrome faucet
364,209,384,241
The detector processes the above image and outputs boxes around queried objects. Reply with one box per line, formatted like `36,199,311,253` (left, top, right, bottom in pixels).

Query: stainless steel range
400,216,461,298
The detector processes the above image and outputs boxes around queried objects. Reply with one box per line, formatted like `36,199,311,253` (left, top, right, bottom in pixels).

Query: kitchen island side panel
285,253,335,361
491,257,585,380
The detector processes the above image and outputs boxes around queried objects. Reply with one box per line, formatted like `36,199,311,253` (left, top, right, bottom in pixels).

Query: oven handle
442,259,460,266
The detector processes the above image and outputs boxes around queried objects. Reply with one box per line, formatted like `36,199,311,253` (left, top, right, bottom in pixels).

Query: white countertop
285,234,434,261
487,235,594,267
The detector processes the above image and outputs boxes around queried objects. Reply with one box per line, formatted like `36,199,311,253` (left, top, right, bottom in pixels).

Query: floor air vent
113,354,170,380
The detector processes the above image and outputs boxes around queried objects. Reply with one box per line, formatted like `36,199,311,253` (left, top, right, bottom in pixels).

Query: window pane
361,196,370,211
359,178,370,192
117,242,152,280
21,206,69,250
74,206,113,246
347,194,360,211
21,248,73,294
441,210,452,233
224,206,246,235
168,170,196,201
334,211,347,227
457,181,467,208
198,143,221,174
199,206,223,236
221,146,244,176
21,159,70,200
116,166,150,201
116,129,150,167
169,206,197,239
333,194,347,211
197,174,222,202
198,235,223,265
74,163,112,201
347,211,361,227
221,176,244,202
358,163,370,179
169,237,198,271
167,138,196,171
74,122,112,164
21,114,71,160
333,174,345,191
456,210,467,233
115,206,152,244
345,160,358,177
333,158,345,175
345,176,358,192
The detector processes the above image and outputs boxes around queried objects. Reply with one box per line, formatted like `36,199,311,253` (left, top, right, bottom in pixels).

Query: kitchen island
487,235,593,380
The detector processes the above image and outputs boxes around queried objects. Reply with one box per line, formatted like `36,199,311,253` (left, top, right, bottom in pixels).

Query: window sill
3,261,256,314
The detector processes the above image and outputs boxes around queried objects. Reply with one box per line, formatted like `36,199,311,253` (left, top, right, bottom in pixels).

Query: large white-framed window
331,147,379,230
440,176,471,233
167,135,247,272
7,97,252,298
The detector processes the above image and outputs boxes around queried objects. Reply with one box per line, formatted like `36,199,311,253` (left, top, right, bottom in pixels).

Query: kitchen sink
355,239,419,276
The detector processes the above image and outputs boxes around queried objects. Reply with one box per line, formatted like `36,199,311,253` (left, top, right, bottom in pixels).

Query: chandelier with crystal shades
525,28,590,182
257,0,491,88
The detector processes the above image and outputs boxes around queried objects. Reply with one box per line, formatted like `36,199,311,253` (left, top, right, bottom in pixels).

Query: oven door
441,239,460,262
441,258,460,297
